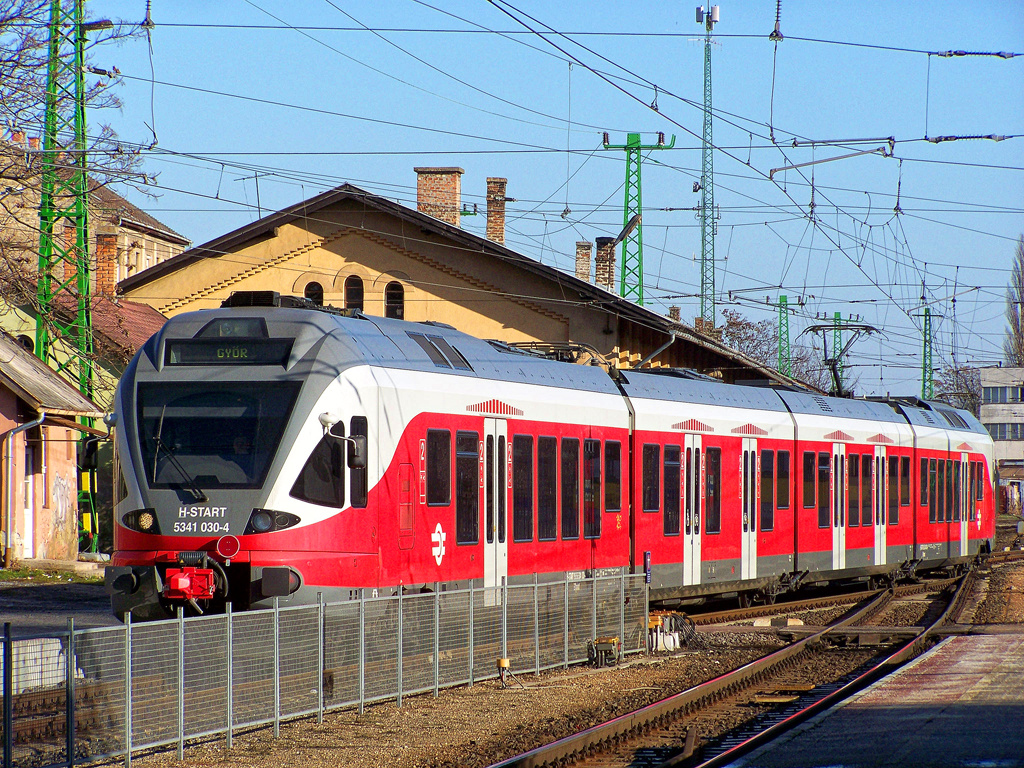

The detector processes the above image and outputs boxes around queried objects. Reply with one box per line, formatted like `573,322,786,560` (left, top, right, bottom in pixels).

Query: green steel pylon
36,0,94,399
922,307,934,399
832,312,843,388
776,295,791,375
698,7,720,325
602,132,675,306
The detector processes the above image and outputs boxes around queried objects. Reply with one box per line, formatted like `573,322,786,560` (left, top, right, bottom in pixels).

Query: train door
873,446,887,566
741,438,758,580
683,435,702,586
483,418,508,604
959,452,969,557
832,443,846,571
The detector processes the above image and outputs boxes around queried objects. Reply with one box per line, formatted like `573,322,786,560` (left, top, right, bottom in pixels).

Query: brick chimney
486,177,507,245
575,241,592,282
595,237,616,291
95,233,118,296
27,136,39,151
668,306,680,322
415,167,464,227
9,130,25,145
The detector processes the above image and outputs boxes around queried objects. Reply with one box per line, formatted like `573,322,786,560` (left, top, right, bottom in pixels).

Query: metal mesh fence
3,574,647,766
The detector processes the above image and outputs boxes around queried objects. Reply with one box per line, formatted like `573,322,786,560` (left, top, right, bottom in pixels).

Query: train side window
642,444,661,512
861,455,872,527
538,437,557,541
498,435,506,544
900,456,911,507
975,461,985,501
936,459,945,522
920,458,929,507
350,416,368,508
929,459,937,523
802,452,815,509
456,431,479,544
512,435,534,542
952,461,961,522
486,436,494,544
426,430,451,506
664,445,681,536
946,459,954,522
761,450,774,532
848,455,860,528
561,438,580,540
888,456,899,526
705,447,722,534
583,439,601,538
777,451,790,510
817,452,830,528
605,441,622,513
290,432,345,508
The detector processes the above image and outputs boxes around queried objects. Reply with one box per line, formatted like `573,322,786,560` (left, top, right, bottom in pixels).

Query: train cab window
936,460,946,522
928,459,937,522
605,441,622,513
350,416,368,508
888,456,899,525
900,456,911,507
345,275,364,311
561,438,580,540
426,430,451,506
583,440,601,539
455,431,479,545
802,452,815,509
848,456,860,528
817,452,830,528
384,281,404,320
538,437,557,541
777,451,790,510
290,431,345,508
761,450,774,532
642,444,661,512
664,445,680,536
513,435,534,542
705,447,722,534
861,455,872,527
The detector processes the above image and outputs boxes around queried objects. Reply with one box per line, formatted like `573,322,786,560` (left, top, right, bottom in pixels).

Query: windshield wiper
152,406,208,502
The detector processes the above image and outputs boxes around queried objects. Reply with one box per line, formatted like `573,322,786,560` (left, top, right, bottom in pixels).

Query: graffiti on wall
51,472,74,530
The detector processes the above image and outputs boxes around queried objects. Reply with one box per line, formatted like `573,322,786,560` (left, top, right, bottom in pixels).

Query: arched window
385,281,404,320
16,335,33,354
345,275,364,312
304,281,324,306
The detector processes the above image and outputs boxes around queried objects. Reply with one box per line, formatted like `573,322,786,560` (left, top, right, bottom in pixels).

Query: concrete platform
17,557,107,576
730,635,1024,768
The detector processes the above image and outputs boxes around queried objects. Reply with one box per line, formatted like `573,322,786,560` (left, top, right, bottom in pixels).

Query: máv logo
431,523,447,566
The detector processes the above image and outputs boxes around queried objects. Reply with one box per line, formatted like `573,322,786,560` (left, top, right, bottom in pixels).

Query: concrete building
979,365,1024,513
119,168,810,387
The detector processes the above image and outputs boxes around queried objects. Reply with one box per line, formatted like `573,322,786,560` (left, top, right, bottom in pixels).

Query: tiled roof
50,292,166,357
89,181,190,245
0,330,103,417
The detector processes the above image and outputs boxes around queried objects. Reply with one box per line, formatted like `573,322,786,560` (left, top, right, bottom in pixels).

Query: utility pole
696,4,720,326
832,311,843,386
765,294,792,376
602,132,675,305
35,0,110,552
922,306,934,399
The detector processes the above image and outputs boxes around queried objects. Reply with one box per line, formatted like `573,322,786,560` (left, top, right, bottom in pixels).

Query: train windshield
137,382,301,490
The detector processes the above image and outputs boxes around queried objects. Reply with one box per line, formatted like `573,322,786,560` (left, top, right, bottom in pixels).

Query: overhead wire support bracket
769,145,891,180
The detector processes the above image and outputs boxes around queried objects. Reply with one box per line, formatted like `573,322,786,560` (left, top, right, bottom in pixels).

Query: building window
385,281,404,319
304,281,324,306
345,275,364,311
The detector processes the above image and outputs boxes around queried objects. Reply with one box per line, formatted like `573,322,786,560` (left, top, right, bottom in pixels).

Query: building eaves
0,331,104,418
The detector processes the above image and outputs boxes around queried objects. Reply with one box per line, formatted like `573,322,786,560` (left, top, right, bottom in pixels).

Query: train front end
105,294,374,620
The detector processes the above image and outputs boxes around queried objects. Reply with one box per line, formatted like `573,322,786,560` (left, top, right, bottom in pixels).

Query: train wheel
737,592,753,609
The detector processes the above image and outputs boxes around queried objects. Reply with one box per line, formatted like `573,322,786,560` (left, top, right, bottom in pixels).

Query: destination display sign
165,338,293,366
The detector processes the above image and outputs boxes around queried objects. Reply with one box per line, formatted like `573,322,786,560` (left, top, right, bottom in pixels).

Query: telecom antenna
602,131,675,305
696,5,720,326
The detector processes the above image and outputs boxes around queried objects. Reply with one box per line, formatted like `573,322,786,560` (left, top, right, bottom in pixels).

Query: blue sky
75,0,1024,395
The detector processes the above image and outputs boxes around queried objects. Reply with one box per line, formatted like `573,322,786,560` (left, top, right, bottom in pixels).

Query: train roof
616,368,789,412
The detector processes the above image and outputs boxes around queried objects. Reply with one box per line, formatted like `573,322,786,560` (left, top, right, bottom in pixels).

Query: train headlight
243,509,301,536
250,510,275,533
121,508,161,535
138,510,156,532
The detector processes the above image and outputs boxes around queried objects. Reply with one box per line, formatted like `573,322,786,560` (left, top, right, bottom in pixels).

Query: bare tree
720,308,832,391
1004,234,1024,365
934,364,981,416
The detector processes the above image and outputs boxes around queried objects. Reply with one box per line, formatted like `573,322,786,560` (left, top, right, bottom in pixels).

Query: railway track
486,573,972,768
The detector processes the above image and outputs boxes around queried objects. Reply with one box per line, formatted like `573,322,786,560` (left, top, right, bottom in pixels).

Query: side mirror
347,435,367,470
78,437,100,470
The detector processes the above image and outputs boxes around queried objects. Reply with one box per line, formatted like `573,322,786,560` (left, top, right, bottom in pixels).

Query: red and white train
105,292,994,619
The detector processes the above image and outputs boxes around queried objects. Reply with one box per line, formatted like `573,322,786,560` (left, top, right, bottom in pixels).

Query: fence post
433,584,440,698
645,578,650,654
468,582,475,687
358,591,365,715
619,572,625,656
124,613,132,768
317,594,324,723
66,618,75,766
563,573,569,669
177,608,184,761
533,574,539,676
273,597,280,737
397,587,403,708
591,575,598,648
4,622,12,768
500,577,508,663
226,603,233,749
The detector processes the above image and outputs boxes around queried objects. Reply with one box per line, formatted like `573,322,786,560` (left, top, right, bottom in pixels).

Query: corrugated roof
0,331,103,417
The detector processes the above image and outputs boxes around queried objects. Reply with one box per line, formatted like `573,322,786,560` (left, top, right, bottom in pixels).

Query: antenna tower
697,5,720,325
